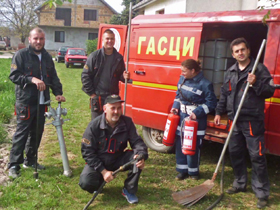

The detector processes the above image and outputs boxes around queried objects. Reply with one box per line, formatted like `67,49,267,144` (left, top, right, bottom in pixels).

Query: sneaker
122,188,138,204
226,187,246,194
175,173,188,180
8,167,20,179
257,198,268,209
23,163,45,170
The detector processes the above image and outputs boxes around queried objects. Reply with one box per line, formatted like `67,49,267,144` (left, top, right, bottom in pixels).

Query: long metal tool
123,2,132,115
83,154,144,210
33,90,41,179
172,39,267,206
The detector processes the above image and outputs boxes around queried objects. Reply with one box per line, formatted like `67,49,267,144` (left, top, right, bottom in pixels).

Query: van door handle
134,70,146,75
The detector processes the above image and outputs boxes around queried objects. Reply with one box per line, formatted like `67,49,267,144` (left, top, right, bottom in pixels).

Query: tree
0,0,42,43
109,0,141,25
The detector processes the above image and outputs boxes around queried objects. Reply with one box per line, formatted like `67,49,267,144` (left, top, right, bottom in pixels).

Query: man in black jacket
79,95,148,204
214,38,275,209
8,27,65,179
81,29,129,120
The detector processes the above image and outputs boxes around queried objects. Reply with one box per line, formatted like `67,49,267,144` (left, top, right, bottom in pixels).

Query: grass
0,61,280,209
0,58,15,143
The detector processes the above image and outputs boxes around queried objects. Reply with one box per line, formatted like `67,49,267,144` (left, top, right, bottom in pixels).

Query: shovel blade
172,179,214,205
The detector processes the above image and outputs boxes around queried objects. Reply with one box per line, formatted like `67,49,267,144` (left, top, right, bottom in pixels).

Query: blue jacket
172,72,217,135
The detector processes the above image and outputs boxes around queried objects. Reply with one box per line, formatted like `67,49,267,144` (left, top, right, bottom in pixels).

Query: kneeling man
79,95,148,204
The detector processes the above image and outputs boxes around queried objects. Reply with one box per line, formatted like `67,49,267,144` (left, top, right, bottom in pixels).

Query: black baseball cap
105,95,124,104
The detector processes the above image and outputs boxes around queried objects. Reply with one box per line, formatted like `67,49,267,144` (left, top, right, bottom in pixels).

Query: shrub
85,38,98,55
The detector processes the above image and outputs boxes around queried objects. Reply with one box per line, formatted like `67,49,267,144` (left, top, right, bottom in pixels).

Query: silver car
0,41,6,50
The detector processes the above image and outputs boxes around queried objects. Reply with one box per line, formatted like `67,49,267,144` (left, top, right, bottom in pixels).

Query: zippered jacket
9,46,63,105
81,47,125,96
216,57,275,121
81,113,148,173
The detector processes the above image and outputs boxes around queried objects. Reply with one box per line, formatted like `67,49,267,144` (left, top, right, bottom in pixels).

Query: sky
104,0,125,13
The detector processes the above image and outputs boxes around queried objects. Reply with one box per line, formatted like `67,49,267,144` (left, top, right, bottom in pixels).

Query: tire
142,126,174,153
65,62,69,68
57,58,60,63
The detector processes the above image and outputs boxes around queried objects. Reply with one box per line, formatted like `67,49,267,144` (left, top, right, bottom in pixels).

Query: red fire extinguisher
182,117,198,156
163,113,180,146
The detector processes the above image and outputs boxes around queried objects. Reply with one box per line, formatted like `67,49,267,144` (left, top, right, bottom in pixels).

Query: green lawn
0,62,280,209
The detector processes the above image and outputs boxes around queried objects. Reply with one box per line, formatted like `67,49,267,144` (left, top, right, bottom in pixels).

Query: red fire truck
97,9,280,156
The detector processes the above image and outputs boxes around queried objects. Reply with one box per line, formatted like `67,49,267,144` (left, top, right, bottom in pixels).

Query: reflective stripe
197,130,205,136
177,125,181,132
188,167,198,172
181,85,202,95
174,98,180,102
201,104,209,114
176,164,188,169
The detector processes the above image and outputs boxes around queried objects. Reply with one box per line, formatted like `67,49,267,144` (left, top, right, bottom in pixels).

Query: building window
84,9,97,21
156,9,165,14
56,8,71,26
88,33,98,40
55,31,65,42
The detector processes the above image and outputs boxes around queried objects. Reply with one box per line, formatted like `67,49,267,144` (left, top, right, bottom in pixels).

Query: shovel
83,154,144,210
172,39,267,206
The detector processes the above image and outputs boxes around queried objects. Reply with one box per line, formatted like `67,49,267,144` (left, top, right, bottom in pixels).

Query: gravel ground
0,122,16,187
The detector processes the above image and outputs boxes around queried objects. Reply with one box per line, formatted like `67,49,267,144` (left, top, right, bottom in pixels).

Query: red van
98,9,280,156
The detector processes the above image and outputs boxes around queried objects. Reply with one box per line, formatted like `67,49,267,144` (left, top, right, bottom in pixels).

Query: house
34,0,118,50
132,0,272,15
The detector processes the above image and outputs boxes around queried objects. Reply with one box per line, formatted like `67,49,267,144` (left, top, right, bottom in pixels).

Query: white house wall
144,0,187,15
40,26,99,50
142,0,259,14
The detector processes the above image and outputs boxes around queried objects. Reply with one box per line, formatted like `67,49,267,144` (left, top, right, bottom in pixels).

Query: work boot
8,167,20,179
189,175,199,180
175,173,188,180
226,187,246,194
23,163,45,170
257,198,268,209
122,188,138,204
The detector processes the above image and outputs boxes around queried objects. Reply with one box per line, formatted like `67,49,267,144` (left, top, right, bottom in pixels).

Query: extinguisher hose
179,117,187,146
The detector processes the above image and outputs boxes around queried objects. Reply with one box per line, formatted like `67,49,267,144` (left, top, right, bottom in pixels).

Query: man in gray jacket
214,37,275,209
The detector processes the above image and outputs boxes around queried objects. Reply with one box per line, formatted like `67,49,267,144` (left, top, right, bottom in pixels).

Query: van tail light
58,52,61,55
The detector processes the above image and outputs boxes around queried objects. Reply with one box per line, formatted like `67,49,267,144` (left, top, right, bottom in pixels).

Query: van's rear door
128,22,203,130
97,24,128,56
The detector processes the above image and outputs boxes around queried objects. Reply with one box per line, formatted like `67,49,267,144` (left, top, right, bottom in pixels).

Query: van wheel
65,63,69,68
142,126,174,153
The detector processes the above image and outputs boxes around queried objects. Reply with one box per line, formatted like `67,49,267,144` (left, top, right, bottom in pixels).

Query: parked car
55,46,73,62
0,41,6,50
64,48,87,68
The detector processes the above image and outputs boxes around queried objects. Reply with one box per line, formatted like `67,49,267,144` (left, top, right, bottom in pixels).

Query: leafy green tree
109,0,140,25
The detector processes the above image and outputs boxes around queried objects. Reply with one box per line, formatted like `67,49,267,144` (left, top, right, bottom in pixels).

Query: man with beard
79,95,148,204
8,27,65,179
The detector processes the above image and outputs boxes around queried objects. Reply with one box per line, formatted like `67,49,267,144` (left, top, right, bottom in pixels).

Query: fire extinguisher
181,117,198,156
163,113,180,146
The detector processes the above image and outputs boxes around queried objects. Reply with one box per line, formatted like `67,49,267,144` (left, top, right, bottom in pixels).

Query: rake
172,39,266,207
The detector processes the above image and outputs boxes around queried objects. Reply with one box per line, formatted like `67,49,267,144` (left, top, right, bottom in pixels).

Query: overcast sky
104,0,125,13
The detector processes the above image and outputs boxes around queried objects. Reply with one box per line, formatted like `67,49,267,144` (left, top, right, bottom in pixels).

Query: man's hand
90,94,96,99
247,73,256,85
170,108,178,114
214,115,221,125
55,95,66,102
134,155,145,170
31,77,45,91
123,71,130,80
101,169,115,183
